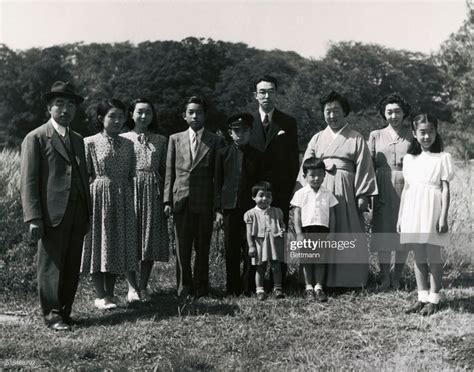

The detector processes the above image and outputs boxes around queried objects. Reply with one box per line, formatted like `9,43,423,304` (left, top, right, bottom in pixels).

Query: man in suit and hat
249,75,299,285
164,96,225,298
20,81,91,331
214,112,264,296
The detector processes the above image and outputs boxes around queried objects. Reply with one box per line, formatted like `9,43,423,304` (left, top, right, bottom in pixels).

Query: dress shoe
420,302,439,316
63,316,82,326
49,321,71,331
314,289,328,302
273,289,285,299
94,297,117,310
405,301,426,314
304,289,315,300
257,292,266,301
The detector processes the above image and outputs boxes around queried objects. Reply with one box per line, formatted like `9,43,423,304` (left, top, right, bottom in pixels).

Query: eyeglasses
256,89,276,97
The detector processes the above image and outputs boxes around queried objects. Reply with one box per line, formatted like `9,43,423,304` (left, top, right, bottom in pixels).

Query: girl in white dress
397,114,453,316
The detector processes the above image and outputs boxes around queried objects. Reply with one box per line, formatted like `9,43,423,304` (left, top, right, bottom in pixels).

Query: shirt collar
259,108,274,123
50,117,68,137
189,127,204,141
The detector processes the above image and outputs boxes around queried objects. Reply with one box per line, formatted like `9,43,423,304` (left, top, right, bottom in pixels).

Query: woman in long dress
121,98,169,301
81,99,138,309
368,94,412,290
296,91,377,288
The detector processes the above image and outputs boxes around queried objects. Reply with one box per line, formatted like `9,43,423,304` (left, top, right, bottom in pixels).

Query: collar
256,205,270,212
51,118,68,137
326,123,348,140
188,127,204,141
259,108,275,123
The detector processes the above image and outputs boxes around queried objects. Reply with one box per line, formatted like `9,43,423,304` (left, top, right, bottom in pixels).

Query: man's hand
215,211,224,230
29,219,44,241
164,205,173,219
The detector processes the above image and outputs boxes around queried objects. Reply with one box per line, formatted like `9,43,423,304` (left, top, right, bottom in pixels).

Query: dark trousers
174,206,213,297
37,195,88,325
223,209,254,296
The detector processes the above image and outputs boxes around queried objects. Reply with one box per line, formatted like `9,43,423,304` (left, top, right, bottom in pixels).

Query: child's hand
275,228,285,238
248,246,256,258
214,212,224,230
437,217,449,233
357,197,368,213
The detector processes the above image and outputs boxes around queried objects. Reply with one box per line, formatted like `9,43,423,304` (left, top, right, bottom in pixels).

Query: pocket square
277,130,286,136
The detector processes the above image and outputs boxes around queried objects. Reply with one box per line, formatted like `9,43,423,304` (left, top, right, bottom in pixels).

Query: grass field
0,150,473,370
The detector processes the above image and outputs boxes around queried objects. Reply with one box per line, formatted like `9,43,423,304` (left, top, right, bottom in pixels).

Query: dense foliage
0,8,472,158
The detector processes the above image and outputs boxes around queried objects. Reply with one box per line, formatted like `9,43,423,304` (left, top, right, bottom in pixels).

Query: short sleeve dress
368,126,411,251
120,131,170,262
81,133,138,274
399,151,454,247
244,206,286,265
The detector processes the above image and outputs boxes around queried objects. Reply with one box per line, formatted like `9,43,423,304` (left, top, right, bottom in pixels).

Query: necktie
191,131,198,160
62,130,72,153
263,114,270,135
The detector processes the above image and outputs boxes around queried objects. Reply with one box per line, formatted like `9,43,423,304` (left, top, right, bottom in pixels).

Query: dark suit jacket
249,109,299,211
164,128,225,214
20,120,92,227
214,143,264,212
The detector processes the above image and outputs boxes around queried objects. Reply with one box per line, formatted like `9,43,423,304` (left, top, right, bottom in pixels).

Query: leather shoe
405,301,426,314
420,302,439,316
63,317,82,326
49,320,71,331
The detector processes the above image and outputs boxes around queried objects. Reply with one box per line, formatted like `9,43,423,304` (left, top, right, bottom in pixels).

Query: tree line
0,7,472,158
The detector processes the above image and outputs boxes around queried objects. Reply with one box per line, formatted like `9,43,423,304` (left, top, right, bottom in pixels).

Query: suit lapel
46,120,70,162
177,131,192,169
191,129,211,170
70,131,83,167
249,111,266,152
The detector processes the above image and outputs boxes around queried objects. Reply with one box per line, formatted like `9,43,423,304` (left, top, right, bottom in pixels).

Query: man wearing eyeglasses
249,75,299,290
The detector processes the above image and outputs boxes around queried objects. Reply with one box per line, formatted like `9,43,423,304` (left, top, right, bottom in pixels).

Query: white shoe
127,289,140,303
94,297,117,310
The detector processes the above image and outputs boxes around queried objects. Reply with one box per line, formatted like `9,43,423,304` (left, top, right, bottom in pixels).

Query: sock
428,292,440,304
418,290,429,303
256,287,264,294
305,285,313,291
314,283,323,291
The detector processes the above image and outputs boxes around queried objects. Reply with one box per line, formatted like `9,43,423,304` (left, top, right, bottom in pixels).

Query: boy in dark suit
164,96,225,298
215,113,264,296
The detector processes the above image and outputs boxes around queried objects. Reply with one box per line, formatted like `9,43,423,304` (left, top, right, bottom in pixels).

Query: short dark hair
408,114,444,155
377,93,411,120
254,75,278,91
125,97,159,132
302,157,326,175
320,91,351,117
184,96,207,113
251,181,273,197
96,99,126,130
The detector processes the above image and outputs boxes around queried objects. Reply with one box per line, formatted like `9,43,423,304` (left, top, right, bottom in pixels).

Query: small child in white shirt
291,157,338,302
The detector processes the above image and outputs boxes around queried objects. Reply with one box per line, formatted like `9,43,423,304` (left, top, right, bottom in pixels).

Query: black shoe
405,301,426,314
314,289,328,302
420,302,439,316
273,289,285,299
63,316,82,326
304,289,315,300
49,320,71,331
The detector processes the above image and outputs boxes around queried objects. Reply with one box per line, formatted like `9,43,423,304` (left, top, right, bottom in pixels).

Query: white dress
399,151,453,246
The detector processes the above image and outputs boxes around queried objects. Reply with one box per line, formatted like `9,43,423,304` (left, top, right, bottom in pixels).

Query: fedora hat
42,81,84,103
